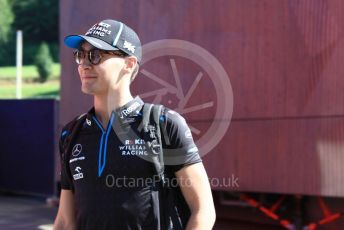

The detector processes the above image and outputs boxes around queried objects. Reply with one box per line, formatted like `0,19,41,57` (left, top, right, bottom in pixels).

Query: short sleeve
161,109,202,173
59,128,73,190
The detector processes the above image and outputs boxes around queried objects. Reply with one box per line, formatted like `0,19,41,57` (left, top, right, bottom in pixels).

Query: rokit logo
73,166,84,180
119,139,147,156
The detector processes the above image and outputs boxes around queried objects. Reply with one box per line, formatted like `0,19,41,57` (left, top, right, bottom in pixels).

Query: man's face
77,42,126,96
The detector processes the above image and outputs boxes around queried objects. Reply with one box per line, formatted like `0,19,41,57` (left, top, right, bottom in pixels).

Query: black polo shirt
59,96,201,230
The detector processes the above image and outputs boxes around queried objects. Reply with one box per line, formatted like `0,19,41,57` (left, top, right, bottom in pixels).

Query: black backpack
60,103,191,230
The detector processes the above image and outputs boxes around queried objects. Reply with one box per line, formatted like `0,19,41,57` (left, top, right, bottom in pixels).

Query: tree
12,0,58,43
0,0,14,43
0,0,59,66
34,42,53,83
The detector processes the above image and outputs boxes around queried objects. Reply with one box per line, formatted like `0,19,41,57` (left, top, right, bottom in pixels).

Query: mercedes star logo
72,144,82,157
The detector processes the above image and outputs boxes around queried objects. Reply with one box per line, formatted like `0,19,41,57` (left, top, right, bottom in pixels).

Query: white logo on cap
98,22,111,28
86,23,111,38
123,40,135,53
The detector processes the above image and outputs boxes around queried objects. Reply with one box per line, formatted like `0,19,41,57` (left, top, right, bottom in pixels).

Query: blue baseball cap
64,19,142,63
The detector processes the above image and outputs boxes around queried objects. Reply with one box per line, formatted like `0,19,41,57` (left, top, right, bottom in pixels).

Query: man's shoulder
162,107,188,127
63,113,87,130
142,103,186,125
60,113,88,141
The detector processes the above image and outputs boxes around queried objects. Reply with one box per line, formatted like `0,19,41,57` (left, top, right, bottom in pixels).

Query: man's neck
94,90,134,128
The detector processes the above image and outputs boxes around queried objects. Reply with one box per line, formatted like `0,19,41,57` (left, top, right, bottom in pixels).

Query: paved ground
0,193,285,230
0,193,57,230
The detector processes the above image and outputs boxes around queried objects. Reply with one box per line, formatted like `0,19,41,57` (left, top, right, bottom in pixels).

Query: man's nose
79,56,92,68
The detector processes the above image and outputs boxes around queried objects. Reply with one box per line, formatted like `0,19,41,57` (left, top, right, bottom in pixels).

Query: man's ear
124,56,138,73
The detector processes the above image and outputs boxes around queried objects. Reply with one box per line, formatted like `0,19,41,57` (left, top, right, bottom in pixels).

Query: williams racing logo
119,139,147,156
86,22,111,37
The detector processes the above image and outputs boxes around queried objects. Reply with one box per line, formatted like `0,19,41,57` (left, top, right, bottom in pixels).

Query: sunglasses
73,49,128,65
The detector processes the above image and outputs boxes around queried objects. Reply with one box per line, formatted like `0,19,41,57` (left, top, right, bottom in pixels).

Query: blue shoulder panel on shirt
61,130,68,137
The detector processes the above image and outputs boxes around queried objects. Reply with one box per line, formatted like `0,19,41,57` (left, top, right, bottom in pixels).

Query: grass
0,64,60,99
0,80,60,99
0,63,60,80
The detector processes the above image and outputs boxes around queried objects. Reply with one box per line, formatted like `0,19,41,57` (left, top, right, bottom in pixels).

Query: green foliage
0,41,59,66
0,63,60,79
0,0,59,66
12,0,58,43
0,33,16,66
22,42,59,65
48,43,59,62
0,80,59,99
0,0,14,43
34,42,53,83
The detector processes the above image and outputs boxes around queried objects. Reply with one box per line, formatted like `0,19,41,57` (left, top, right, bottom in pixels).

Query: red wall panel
60,0,344,196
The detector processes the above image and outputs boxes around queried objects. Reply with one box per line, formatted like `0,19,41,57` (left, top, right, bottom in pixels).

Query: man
53,19,215,230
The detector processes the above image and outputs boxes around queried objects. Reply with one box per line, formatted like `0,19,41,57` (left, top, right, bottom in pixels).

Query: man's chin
81,87,95,95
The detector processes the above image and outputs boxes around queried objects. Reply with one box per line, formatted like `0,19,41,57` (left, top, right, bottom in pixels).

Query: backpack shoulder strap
142,103,166,186
142,104,189,229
